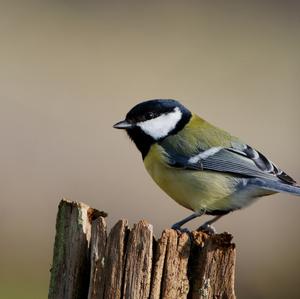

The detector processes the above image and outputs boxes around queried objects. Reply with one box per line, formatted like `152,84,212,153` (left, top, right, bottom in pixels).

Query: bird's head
113,99,192,157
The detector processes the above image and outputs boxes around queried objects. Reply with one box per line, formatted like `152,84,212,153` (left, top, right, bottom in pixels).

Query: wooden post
49,199,236,299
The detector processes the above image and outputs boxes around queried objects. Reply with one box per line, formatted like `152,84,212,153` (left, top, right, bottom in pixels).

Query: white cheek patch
137,107,182,140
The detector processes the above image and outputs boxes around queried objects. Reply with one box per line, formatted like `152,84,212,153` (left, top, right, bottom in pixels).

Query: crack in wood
48,199,236,299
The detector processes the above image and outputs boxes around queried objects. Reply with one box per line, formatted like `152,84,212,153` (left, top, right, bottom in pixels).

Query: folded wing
164,142,296,185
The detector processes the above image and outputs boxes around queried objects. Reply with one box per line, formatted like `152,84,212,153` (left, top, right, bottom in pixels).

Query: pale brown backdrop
1,1,300,298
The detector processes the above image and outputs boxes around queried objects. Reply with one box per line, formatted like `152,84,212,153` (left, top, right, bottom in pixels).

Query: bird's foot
197,224,217,235
171,224,190,233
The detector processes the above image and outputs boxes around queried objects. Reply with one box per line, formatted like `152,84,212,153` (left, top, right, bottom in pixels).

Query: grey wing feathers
164,142,297,185
227,144,296,184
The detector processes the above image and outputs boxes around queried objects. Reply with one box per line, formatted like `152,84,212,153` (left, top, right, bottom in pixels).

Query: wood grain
188,231,236,299
102,219,129,299
123,220,153,299
88,216,107,299
49,200,236,299
150,229,191,299
49,199,96,299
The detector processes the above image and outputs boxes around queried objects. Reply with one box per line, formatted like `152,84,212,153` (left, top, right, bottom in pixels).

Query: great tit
113,99,300,231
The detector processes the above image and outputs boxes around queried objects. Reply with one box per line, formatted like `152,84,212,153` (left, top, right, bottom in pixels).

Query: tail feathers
251,178,300,196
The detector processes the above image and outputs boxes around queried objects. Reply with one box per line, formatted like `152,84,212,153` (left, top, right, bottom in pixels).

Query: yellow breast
143,144,238,212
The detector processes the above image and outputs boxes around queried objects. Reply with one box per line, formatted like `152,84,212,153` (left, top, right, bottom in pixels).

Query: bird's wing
164,142,296,185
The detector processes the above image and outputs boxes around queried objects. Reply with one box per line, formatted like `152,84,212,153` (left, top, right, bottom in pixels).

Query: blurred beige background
1,1,300,298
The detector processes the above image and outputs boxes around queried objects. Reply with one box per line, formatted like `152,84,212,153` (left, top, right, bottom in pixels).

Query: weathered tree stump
48,199,236,299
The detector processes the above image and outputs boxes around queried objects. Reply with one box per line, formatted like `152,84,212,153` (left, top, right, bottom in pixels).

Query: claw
197,224,217,235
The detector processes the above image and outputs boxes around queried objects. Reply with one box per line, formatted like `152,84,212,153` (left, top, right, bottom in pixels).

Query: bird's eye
146,112,155,119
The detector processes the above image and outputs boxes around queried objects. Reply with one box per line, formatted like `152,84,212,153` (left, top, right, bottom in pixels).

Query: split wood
48,199,236,299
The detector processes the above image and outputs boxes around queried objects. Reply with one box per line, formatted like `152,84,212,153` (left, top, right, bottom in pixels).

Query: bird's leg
171,210,205,232
197,215,225,234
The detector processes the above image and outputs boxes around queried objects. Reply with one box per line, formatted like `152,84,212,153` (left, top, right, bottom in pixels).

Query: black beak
113,120,135,129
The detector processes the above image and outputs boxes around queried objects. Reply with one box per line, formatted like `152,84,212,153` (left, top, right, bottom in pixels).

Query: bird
113,99,300,232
